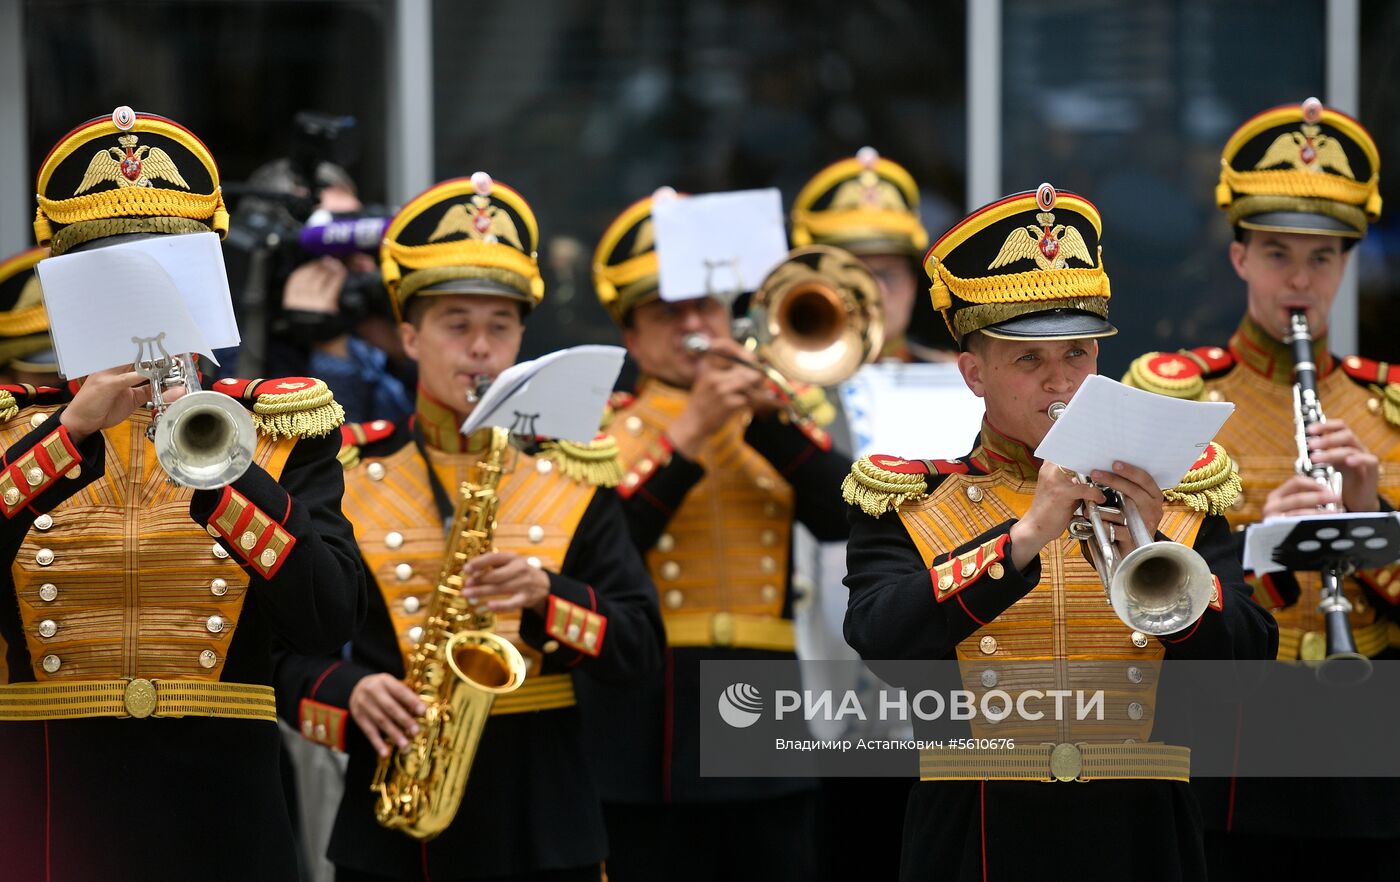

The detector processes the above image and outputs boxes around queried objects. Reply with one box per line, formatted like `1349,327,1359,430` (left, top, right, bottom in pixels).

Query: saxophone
372,426,528,840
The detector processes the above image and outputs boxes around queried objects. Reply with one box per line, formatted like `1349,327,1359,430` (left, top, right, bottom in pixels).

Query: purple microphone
298,216,390,256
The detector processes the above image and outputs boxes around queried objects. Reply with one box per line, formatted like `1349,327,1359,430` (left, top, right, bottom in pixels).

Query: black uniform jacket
0,394,366,882
843,430,1277,882
275,425,663,880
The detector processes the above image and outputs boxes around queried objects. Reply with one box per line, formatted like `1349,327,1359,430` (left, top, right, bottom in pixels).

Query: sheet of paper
1033,373,1235,489
1243,511,1400,574
460,345,626,442
36,246,216,379
839,361,985,458
652,189,789,302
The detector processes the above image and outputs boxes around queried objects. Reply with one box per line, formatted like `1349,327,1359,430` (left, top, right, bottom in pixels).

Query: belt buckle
123,678,158,718
1048,742,1082,783
711,612,736,647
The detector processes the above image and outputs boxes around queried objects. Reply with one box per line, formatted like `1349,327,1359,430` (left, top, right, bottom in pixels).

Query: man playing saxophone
274,174,663,882
1124,98,1400,880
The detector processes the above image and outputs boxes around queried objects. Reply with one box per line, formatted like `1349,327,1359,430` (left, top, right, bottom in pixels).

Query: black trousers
1205,830,1397,882
603,792,817,882
336,866,599,882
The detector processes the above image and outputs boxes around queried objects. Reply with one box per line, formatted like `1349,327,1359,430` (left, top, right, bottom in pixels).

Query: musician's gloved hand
460,550,551,616
59,364,182,444
667,341,763,458
1263,474,1344,518
1009,461,1106,571
1303,419,1380,512
349,673,425,758
1090,460,1164,553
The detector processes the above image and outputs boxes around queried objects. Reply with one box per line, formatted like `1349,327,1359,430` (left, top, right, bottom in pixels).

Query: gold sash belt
0,678,276,722
920,741,1190,783
490,673,575,715
663,612,795,651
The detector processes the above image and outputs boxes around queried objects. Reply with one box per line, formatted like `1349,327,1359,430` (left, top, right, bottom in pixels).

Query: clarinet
1287,309,1365,666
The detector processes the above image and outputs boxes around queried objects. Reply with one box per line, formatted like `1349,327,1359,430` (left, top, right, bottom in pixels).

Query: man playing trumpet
1125,98,1400,881
842,184,1277,881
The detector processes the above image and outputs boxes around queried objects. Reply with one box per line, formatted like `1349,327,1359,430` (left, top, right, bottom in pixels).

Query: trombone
1048,401,1215,636
681,244,885,419
134,333,257,490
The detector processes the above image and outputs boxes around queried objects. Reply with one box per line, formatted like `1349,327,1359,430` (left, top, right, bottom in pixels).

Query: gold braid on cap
35,187,229,249
789,209,928,250
840,456,929,517
381,238,543,309
928,249,1111,338
1163,442,1242,516
1217,165,1381,221
537,436,623,487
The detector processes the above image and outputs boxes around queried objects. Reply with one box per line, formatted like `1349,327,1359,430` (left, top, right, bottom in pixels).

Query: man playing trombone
842,184,1277,881
1124,98,1400,881
0,107,366,882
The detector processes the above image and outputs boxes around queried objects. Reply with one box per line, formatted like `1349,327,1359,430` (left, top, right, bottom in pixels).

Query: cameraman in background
225,114,414,425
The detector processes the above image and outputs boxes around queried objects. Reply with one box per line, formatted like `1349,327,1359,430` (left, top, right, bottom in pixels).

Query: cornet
681,245,884,420
1048,401,1214,635
134,333,257,490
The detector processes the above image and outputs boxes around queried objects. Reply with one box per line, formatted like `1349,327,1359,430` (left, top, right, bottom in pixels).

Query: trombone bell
154,391,258,490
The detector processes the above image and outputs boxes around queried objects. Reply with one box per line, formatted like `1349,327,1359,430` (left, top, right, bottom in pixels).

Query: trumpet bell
752,245,884,386
154,390,257,490
1110,540,1215,636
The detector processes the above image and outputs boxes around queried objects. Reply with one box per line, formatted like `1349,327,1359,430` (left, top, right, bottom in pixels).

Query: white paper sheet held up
36,232,240,378
460,345,625,443
839,362,984,458
1033,374,1235,489
652,189,789,303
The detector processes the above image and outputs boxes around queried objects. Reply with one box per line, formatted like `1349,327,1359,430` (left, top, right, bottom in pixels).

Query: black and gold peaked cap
35,106,228,256
380,172,543,321
923,183,1114,346
1218,97,1381,238
593,187,683,325
0,247,55,370
791,147,927,257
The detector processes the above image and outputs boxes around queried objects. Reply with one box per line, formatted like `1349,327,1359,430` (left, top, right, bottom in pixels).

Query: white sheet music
1033,374,1235,489
838,361,985,458
460,345,625,442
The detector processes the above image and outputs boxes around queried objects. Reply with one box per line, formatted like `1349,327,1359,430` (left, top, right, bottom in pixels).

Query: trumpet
1286,308,1370,682
134,333,256,490
681,245,884,418
1048,401,1215,635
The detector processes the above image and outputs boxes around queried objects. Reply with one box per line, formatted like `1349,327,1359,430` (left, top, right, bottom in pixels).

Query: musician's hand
460,550,552,616
1305,420,1380,512
1263,474,1344,518
282,256,345,314
667,347,762,458
60,365,154,444
1010,462,1105,570
1091,460,1164,552
349,673,425,758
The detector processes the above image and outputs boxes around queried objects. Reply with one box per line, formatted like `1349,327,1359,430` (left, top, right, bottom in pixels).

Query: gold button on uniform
206,615,225,633
664,589,683,609
760,584,778,602
212,543,229,560
760,556,777,575
210,578,228,596
979,635,997,655
657,533,675,552
1127,701,1145,721
314,723,327,741
980,669,998,688
239,531,258,551
988,563,1005,580
660,561,681,581
408,626,424,643
960,561,976,578
38,583,57,602
1131,631,1149,648
1370,397,1382,415
199,650,218,669
34,514,53,531
938,574,953,592
3,488,19,506
207,524,220,537
623,473,640,489
403,596,420,614
543,640,561,653
302,719,314,737
260,549,278,568
1346,356,1362,369
25,467,43,487
757,476,775,491
764,502,780,517
536,458,554,475
384,531,404,550
29,413,45,428
966,485,983,503
1207,390,1224,402
38,619,56,638
41,654,60,673
624,416,643,435
395,563,414,582
367,462,387,481
528,525,545,543
567,623,582,641
35,548,54,566
1127,666,1143,684
760,529,777,547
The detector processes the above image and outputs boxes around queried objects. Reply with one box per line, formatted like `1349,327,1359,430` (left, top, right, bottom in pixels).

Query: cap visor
1238,211,1362,238
417,277,532,301
979,308,1118,342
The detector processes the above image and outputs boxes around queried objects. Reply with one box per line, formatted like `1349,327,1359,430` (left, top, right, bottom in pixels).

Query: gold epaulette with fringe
1339,355,1400,428
841,454,934,517
1123,352,1206,400
211,376,345,439
0,384,73,424
1163,442,1241,516
337,419,397,471
0,389,17,423
537,434,624,488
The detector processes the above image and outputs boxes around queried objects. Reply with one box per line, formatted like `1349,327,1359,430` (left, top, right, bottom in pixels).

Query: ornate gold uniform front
342,437,603,714
610,380,796,652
